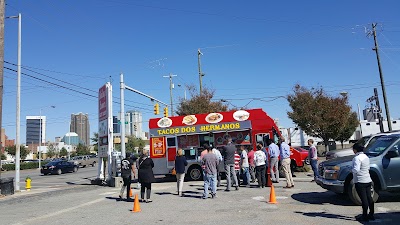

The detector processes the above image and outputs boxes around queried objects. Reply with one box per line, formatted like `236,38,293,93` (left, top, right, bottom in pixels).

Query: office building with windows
70,113,90,146
125,110,143,139
26,116,46,144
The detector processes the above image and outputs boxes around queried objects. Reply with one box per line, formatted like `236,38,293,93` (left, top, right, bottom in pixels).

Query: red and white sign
98,85,108,122
98,83,112,158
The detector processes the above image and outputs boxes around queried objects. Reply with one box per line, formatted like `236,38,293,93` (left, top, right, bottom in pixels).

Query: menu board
214,131,251,146
178,135,199,148
150,137,166,158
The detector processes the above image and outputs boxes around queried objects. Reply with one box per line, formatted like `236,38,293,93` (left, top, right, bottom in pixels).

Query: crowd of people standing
119,137,321,201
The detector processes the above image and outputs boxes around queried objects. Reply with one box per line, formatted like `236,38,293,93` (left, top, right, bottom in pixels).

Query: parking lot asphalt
1,171,399,225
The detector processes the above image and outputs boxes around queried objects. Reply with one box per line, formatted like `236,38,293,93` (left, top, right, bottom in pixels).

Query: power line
3,66,154,113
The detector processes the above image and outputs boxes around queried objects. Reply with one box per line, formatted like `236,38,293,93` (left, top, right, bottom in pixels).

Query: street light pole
15,13,21,191
163,73,177,116
177,84,187,100
39,109,42,169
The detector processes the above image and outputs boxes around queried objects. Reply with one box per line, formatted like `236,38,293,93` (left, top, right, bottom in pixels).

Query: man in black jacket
119,153,136,200
221,138,239,191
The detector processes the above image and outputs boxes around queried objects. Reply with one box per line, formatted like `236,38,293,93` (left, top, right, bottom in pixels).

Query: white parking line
12,198,105,225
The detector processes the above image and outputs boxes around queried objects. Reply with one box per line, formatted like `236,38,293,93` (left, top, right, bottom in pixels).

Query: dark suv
316,134,400,205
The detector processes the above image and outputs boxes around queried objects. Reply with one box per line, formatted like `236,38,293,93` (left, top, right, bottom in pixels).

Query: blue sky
3,0,400,143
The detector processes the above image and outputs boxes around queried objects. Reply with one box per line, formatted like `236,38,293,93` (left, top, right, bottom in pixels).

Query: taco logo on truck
150,120,251,136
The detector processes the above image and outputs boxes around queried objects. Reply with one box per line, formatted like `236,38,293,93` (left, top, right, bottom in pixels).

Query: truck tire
347,179,379,205
187,165,203,181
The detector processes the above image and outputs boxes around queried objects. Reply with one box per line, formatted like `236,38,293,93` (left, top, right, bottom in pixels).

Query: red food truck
148,108,308,181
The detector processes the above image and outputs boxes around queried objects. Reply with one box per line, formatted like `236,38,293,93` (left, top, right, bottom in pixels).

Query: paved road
1,172,399,225
0,166,98,190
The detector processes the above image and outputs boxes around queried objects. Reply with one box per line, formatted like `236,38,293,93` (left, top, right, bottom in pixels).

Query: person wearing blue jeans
203,173,217,199
308,139,319,181
240,145,250,187
202,144,219,199
222,139,239,191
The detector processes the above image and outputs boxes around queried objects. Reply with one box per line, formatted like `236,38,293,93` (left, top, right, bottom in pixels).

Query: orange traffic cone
132,194,141,212
266,172,272,187
269,185,277,204
129,188,133,197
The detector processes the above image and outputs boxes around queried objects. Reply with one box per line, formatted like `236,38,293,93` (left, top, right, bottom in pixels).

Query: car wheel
187,165,203,181
92,162,96,167
347,179,379,205
57,169,62,175
73,166,78,172
83,165,87,168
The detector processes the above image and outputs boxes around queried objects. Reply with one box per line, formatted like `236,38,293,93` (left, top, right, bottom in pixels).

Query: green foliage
46,143,57,158
1,153,6,160
2,162,42,171
70,152,77,157
287,85,358,151
5,145,30,160
337,112,359,147
76,143,90,156
176,85,229,116
91,132,98,153
59,147,68,157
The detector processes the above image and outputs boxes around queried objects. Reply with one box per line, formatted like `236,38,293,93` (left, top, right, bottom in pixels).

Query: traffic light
163,107,169,117
154,103,159,115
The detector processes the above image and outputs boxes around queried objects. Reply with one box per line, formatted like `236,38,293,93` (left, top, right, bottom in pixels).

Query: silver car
326,130,400,160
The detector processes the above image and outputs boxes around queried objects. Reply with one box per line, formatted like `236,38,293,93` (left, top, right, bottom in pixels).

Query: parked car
71,155,97,168
316,134,400,205
325,130,400,160
41,160,78,175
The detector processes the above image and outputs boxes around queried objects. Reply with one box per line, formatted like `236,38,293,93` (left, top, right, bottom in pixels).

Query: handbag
171,168,177,175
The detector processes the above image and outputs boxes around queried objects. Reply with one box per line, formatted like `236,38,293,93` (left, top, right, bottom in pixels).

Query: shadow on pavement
155,192,175,196
291,191,354,206
296,211,400,225
65,181,94,186
295,211,354,221
105,196,133,202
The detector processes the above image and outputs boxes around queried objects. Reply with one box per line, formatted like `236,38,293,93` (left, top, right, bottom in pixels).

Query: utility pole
120,73,126,158
371,23,392,131
163,73,177,116
197,48,204,94
15,13,22,191
0,0,5,178
367,88,384,133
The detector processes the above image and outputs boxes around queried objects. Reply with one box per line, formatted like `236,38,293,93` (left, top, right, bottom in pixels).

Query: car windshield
364,136,400,156
355,136,371,147
45,161,61,166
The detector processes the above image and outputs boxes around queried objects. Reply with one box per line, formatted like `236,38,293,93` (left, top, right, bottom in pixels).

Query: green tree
76,143,90,156
337,111,359,148
287,85,358,151
126,136,146,153
46,143,57,158
176,85,229,116
1,152,6,160
59,147,68,157
91,132,98,153
5,145,30,159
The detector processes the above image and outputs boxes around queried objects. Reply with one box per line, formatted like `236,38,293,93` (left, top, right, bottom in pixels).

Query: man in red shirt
233,150,241,186
247,146,256,183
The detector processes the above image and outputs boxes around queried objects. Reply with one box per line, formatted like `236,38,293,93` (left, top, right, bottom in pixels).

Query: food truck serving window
167,137,176,147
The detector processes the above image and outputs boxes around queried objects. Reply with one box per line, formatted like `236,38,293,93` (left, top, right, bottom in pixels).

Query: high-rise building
70,113,90,146
26,116,46,144
113,116,121,134
125,110,143,139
